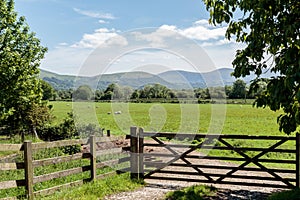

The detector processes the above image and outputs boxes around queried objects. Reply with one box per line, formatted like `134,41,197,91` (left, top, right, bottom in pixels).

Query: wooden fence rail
128,127,300,189
0,135,130,200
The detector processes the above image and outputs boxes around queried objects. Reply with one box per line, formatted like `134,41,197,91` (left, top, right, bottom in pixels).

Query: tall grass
37,173,143,200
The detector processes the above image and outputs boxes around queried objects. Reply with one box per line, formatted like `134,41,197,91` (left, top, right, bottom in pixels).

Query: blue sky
14,0,242,76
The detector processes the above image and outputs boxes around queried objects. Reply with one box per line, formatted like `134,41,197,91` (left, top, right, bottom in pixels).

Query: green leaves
203,0,300,134
0,0,48,135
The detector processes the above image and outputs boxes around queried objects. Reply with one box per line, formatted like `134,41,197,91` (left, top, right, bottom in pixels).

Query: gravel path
104,183,277,200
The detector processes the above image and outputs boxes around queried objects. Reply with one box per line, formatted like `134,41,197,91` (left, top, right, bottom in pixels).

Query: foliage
165,185,217,200
0,0,48,134
40,79,55,100
194,88,210,99
204,0,300,134
267,188,300,200
37,112,77,141
2,102,53,139
26,102,53,136
131,83,176,100
57,88,73,100
38,112,103,142
73,85,93,100
229,79,247,99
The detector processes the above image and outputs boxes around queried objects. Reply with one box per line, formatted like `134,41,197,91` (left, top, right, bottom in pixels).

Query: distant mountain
39,70,178,90
39,68,276,90
157,68,236,88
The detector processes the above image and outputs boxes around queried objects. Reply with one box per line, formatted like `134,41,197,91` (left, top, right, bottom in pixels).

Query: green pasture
49,101,283,136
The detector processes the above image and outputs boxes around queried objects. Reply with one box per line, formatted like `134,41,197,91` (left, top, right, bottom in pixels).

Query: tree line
42,79,265,102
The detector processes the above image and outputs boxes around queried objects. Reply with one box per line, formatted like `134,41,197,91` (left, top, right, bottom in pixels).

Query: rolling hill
39,68,275,90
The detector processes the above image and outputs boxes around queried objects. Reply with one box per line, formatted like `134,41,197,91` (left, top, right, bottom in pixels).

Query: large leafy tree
0,0,48,135
229,79,247,99
204,0,300,134
73,85,93,100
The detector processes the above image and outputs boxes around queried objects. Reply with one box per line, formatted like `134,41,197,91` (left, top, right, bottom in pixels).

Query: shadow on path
147,183,271,200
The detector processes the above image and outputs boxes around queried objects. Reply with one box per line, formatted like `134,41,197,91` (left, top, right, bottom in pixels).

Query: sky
14,0,243,76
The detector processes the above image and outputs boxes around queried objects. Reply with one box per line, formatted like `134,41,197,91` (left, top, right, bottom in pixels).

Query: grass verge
37,173,144,200
165,185,217,200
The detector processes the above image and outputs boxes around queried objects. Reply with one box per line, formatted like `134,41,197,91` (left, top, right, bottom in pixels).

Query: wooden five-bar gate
128,127,300,189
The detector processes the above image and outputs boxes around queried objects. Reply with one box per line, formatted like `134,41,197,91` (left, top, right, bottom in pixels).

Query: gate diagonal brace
215,138,294,188
145,136,213,181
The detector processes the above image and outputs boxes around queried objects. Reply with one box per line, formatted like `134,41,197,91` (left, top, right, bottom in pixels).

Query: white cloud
157,22,230,45
73,8,116,20
179,25,227,41
193,19,210,26
41,19,239,75
131,26,179,48
57,42,68,46
98,20,109,24
131,22,231,48
71,28,127,49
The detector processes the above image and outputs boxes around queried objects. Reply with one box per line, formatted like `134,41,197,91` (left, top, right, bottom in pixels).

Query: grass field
49,101,283,136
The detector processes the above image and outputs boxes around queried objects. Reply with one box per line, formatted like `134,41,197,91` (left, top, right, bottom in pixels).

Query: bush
37,112,103,154
38,113,103,141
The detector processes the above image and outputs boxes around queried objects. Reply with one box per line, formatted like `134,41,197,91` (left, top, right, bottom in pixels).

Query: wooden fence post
130,127,138,179
24,141,33,200
138,128,144,179
90,135,97,181
106,130,111,137
296,133,300,188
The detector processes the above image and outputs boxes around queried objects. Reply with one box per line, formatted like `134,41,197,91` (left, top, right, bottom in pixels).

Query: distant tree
101,91,113,100
0,0,48,136
225,85,232,98
103,83,123,99
209,87,226,99
41,80,55,100
140,85,152,98
168,90,176,99
122,86,133,100
204,0,300,134
58,89,73,100
194,88,210,99
229,79,247,99
176,91,189,99
94,90,103,101
73,85,93,100
151,84,171,98
137,84,173,99
130,90,139,100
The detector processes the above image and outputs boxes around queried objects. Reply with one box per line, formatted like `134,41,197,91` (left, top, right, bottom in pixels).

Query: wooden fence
0,135,130,200
128,127,300,189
